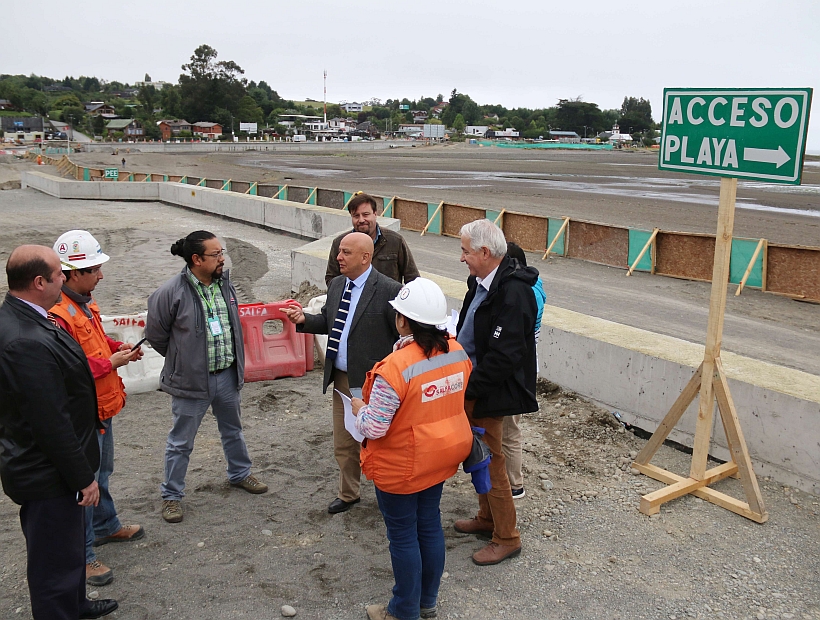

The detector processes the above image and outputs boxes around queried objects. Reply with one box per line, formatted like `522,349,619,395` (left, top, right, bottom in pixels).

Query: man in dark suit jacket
283,232,401,514
0,245,117,620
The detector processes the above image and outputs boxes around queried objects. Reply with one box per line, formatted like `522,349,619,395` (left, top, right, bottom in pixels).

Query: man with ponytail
146,231,267,524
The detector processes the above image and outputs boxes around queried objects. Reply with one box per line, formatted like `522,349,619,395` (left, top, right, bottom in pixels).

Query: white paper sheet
336,389,364,443
443,309,459,337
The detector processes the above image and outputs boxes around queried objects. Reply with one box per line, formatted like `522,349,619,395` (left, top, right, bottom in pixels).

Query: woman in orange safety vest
352,278,473,620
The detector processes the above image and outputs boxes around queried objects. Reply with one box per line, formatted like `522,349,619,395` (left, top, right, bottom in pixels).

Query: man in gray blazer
282,232,401,514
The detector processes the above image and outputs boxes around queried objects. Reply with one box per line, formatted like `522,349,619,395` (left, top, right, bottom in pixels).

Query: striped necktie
326,280,353,361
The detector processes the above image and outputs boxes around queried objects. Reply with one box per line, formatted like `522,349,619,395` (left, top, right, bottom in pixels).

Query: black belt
210,363,234,375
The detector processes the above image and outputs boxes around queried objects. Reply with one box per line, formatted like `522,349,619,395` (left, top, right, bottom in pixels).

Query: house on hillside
0,99,13,110
85,102,116,116
465,126,489,137
192,122,222,140
105,118,144,138
411,110,428,123
430,103,448,118
341,102,363,113
134,80,172,90
158,119,192,140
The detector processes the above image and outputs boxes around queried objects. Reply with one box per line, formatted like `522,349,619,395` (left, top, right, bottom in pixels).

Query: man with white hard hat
51,230,145,588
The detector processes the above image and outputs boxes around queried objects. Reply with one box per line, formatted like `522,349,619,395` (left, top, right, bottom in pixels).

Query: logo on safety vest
421,372,464,403
493,325,502,338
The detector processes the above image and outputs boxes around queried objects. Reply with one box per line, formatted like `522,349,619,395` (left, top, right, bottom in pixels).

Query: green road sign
104,167,119,180
659,88,812,185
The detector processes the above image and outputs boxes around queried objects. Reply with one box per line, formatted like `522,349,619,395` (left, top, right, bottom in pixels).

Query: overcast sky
4,0,819,150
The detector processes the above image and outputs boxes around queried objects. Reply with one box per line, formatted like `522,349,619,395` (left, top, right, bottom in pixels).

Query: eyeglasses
201,250,227,258
78,266,102,275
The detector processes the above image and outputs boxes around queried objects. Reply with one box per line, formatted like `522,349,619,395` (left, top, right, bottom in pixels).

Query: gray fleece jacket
146,267,245,398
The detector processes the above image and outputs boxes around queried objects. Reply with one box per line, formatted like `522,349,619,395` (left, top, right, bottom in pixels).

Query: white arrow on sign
743,146,791,168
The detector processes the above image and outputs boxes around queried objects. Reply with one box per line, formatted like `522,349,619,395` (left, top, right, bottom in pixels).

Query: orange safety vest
50,296,125,421
361,338,473,495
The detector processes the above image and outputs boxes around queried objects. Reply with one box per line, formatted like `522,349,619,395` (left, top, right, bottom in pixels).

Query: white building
341,102,363,113
134,80,172,90
465,126,489,137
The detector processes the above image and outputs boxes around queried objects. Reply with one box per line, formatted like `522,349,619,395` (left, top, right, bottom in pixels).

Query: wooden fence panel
567,221,629,268
766,244,820,301
442,204,485,237
394,199,428,231
503,213,549,252
655,232,715,281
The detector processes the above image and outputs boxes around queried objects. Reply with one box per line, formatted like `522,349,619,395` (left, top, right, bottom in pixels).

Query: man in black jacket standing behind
0,245,117,619
453,220,539,566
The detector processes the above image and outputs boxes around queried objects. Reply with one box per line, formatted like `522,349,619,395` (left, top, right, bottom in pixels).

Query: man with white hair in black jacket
453,219,539,566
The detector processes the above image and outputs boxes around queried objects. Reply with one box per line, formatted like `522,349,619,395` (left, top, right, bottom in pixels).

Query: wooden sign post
631,87,812,522
631,178,767,522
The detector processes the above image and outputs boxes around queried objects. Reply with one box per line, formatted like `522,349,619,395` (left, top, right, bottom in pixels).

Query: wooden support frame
734,238,766,296
198,178,207,187
542,217,569,260
420,201,444,236
304,187,317,204
343,191,360,210
493,208,506,227
272,185,287,200
627,228,659,276
632,178,767,524
383,196,396,218
221,179,232,191
245,182,257,195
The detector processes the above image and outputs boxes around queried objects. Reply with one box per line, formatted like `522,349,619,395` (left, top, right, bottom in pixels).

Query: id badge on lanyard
207,316,223,336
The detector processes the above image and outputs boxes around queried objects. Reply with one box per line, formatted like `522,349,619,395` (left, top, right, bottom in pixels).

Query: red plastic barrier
239,301,308,382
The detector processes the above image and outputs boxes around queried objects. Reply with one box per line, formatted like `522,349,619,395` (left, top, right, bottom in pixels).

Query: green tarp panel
82,168,90,181
730,238,764,288
426,203,442,235
278,185,288,201
486,210,501,225
249,183,257,196
628,229,654,272
306,187,317,205
547,218,566,256
343,191,354,209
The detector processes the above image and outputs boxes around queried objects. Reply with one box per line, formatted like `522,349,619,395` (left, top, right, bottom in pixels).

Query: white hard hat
389,278,449,326
53,230,110,270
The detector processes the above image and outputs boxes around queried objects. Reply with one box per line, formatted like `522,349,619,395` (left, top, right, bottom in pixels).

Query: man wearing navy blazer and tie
282,232,401,514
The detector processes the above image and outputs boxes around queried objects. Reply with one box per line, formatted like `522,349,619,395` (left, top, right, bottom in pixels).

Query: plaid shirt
187,268,235,372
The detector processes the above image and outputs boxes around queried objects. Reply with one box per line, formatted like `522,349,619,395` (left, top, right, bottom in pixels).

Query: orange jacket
50,297,125,421
361,338,473,494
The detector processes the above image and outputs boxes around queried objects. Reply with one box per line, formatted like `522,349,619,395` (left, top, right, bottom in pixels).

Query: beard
211,264,224,279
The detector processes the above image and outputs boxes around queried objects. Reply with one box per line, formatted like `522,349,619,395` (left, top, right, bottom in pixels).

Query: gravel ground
0,177,817,620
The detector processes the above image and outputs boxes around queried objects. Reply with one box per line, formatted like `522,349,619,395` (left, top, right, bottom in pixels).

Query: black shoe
328,497,360,514
80,599,119,619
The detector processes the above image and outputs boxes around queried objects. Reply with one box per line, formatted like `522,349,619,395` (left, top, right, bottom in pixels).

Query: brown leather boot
453,518,493,538
471,541,521,566
366,604,399,620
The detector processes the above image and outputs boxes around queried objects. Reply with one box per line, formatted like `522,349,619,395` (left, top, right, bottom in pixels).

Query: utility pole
323,69,327,124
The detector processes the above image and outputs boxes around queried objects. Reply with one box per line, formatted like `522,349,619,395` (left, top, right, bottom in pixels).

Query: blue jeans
161,369,252,500
375,482,446,620
85,419,122,563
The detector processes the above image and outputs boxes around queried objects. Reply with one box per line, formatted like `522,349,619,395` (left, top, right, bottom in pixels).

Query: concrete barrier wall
21,171,400,243
290,240,820,495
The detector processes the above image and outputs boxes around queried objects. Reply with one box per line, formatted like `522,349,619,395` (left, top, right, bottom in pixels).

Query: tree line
0,44,655,142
